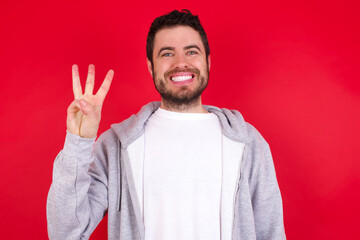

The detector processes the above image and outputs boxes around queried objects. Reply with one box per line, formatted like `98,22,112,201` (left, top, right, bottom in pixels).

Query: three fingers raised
72,64,114,101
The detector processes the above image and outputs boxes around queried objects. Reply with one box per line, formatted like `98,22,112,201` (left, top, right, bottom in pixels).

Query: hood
111,101,249,148
205,105,249,143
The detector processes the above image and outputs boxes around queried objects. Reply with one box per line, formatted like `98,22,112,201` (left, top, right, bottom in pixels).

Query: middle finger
84,64,95,95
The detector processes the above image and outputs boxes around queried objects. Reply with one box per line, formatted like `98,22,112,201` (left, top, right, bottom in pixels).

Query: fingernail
80,99,86,107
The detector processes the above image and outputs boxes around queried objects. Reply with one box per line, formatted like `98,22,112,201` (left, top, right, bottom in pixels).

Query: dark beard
153,68,209,111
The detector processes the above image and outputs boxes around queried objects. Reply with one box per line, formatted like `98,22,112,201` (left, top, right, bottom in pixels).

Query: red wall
0,0,359,239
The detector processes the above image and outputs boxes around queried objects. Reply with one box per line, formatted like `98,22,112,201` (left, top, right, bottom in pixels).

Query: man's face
148,26,210,107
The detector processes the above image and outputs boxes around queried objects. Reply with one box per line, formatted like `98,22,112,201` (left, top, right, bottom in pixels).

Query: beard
153,66,209,110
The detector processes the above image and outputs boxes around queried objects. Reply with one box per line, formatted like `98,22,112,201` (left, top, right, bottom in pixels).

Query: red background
1,0,359,239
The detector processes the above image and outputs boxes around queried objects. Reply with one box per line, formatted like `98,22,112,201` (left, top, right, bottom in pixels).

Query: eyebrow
158,47,175,57
157,45,202,57
184,45,202,52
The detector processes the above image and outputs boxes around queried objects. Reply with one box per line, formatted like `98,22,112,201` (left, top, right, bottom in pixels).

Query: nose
172,54,188,69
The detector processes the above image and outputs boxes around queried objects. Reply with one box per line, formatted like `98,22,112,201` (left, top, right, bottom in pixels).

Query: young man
47,9,286,240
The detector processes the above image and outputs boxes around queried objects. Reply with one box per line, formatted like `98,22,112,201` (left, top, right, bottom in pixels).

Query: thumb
79,99,93,115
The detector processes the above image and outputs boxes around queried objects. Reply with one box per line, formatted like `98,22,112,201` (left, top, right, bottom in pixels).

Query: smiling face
147,25,211,112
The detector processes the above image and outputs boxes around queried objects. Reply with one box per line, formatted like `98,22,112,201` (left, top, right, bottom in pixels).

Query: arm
247,125,286,239
46,65,114,239
47,132,108,239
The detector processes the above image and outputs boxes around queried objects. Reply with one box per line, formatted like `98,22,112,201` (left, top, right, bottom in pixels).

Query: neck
160,97,208,113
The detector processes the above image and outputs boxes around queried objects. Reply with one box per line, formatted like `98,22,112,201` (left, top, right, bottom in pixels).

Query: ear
208,55,211,70
147,59,153,78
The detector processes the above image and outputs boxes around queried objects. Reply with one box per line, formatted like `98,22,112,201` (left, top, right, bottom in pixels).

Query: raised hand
66,64,114,138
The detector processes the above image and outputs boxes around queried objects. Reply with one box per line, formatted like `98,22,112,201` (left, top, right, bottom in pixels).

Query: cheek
154,60,169,71
192,58,207,70
157,65,171,77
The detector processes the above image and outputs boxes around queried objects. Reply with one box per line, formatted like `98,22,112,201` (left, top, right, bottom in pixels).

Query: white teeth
171,75,193,82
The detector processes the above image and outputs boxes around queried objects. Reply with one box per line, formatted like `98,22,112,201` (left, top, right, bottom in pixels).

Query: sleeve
247,129,286,240
46,131,109,240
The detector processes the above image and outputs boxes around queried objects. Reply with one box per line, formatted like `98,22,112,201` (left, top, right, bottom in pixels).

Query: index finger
72,64,83,99
95,69,114,101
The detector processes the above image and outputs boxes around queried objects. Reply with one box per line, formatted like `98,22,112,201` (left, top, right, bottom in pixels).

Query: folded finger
67,98,80,111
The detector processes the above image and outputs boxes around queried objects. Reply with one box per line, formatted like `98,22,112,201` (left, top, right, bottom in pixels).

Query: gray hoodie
47,101,286,240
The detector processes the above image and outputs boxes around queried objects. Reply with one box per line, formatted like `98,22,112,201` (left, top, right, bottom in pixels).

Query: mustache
164,68,200,79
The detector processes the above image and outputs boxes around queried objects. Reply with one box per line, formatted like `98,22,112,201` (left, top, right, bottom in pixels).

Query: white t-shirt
142,107,223,240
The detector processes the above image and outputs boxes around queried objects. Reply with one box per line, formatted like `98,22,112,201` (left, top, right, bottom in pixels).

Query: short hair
146,9,210,67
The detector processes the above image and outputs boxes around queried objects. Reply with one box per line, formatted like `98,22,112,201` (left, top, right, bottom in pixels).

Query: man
47,9,286,240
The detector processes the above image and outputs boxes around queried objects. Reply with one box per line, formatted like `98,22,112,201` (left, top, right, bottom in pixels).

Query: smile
170,74,194,82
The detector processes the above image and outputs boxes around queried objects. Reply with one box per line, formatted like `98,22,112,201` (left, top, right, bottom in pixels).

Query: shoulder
244,122,269,148
207,105,268,146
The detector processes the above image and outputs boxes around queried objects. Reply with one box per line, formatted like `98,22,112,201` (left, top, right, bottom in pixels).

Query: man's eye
187,51,197,55
162,52,172,57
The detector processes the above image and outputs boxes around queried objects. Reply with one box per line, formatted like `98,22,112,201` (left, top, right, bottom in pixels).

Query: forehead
153,26,204,51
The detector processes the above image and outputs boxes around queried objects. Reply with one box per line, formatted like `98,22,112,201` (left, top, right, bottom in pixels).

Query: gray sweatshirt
47,101,286,240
